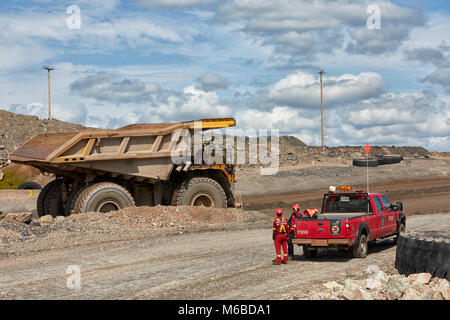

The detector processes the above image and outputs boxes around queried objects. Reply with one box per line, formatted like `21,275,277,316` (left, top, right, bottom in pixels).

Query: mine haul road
0,212,449,300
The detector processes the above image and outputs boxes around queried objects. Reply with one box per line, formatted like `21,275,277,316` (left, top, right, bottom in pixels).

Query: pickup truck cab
292,186,406,258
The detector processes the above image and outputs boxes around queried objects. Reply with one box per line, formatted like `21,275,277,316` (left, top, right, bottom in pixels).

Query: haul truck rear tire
37,179,63,217
171,177,227,208
72,182,135,214
65,184,89,216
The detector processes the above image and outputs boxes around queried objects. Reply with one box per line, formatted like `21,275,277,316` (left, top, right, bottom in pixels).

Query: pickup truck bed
316,212,372,220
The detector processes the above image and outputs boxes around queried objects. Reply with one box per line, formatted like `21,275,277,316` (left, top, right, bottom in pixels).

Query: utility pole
319,70,325,150
43,66,55,120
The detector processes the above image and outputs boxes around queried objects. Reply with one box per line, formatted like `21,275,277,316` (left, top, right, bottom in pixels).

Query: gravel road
0,212,448,300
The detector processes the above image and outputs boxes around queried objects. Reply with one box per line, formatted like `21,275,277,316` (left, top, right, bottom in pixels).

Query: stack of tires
352,155,404,168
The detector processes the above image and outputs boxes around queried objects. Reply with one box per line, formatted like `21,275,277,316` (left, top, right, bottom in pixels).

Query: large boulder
341,279,372,300
385,276,410,300
40,215,54,224
430,278,450,300
365,265,389,290
408,273,432,285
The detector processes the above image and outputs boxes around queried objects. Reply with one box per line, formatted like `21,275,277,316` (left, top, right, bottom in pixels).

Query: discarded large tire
17,181,42,190
395,232,450,281
73,182,135,214
377,155,403,165
171,177,227,208
352,158,379,167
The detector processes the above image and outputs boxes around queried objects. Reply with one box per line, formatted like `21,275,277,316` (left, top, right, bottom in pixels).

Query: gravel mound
0,206,268,258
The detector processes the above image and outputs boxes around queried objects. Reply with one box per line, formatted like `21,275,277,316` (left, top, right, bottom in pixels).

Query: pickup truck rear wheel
72,182,135,214
302,245,317,259
352,234,368,258
171,177,227,208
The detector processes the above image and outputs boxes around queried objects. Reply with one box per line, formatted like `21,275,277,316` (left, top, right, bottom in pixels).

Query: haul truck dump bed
9,118,237,217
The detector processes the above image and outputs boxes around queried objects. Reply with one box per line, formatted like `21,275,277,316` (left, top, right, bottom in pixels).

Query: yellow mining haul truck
9,118,237,217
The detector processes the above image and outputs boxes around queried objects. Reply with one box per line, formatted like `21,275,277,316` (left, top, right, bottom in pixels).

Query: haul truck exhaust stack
9,118,237,216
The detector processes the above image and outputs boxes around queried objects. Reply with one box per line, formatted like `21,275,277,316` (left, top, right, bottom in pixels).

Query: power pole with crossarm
318,70,325,150
43,66,55,120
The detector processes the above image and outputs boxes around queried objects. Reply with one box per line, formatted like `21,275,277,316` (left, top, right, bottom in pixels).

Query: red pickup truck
292,187,406,258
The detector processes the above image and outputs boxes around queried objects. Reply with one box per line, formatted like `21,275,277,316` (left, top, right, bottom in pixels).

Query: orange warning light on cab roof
339,186,353,191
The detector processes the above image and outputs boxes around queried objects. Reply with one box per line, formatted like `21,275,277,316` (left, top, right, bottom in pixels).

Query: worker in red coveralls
287,203,302,260
272,208,289,265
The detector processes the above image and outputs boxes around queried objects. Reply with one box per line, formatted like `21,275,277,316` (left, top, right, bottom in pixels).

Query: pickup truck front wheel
352,234,368,258
302,245,317,259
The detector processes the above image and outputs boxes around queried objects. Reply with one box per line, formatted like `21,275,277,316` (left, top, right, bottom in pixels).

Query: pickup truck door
380,195,397,235
372,196,387,237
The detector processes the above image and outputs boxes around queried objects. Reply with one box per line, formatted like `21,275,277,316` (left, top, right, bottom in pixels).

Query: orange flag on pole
364,142,371,154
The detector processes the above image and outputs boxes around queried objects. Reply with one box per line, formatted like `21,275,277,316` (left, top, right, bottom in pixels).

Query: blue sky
0,0,449,151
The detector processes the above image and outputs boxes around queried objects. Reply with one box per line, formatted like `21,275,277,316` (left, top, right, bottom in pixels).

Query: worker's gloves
273,234,277,241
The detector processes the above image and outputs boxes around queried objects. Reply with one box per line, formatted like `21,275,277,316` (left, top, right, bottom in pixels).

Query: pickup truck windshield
322,194,372,213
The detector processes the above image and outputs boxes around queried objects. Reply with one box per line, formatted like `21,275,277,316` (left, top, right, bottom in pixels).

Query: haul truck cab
9,118,237,217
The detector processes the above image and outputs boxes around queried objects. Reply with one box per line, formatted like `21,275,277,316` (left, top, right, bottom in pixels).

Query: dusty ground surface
0,212,448,300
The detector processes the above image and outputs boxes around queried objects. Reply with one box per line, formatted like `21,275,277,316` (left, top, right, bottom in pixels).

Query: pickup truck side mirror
396,202,403,211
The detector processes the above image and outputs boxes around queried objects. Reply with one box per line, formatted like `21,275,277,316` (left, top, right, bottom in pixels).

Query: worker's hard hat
276,208,283,215
292,203,301,210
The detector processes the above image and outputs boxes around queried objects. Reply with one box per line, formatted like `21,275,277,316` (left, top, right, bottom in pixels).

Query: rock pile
313,265,449,300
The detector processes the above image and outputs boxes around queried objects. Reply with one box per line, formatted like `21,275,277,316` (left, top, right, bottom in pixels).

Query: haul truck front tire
171,177,227,208
72,182,135,214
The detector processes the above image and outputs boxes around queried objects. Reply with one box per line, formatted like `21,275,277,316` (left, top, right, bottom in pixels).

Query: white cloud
196,73,229,91
236,106,317,132
159,85,232,119
70,72,162,103
7,102,87,124
268,72,385,108
216,0,424,59
0,10,182,70
135,0,220,8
